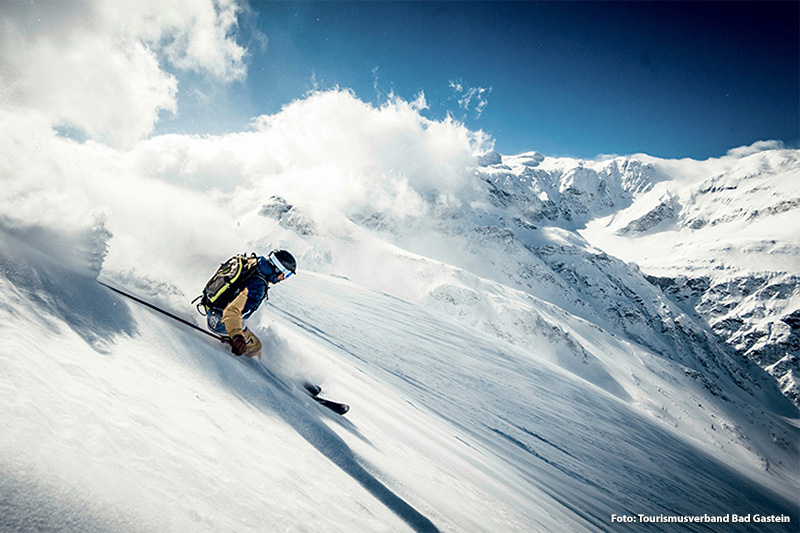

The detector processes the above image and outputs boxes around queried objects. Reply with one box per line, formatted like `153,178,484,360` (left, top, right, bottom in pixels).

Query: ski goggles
268,252,294,280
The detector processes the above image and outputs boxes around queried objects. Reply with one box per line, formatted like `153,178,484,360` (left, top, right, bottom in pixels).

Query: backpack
194,253,267,314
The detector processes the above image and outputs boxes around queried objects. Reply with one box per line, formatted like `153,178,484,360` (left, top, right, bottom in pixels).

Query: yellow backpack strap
207,255,244,306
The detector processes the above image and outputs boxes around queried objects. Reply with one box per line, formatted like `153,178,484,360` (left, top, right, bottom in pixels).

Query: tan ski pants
222,289,263,358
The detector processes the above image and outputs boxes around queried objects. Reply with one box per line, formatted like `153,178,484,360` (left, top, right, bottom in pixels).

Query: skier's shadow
196,338,440,533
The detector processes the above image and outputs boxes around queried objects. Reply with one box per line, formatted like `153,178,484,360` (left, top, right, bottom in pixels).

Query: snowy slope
1,91,798,531
1,214,797,531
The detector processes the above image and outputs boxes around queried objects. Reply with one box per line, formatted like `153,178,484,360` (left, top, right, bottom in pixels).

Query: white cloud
0,0,249,147
410,90,428,112
448,80,463,93
449,79,492,118
725,140,785,158
241,89,491,214
119,0,249,82
0,89,493,254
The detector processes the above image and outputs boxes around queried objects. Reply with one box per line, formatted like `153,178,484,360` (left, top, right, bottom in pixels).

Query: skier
203,250,296,358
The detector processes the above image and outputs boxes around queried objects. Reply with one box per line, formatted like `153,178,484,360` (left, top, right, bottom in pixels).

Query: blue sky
159,1,799,160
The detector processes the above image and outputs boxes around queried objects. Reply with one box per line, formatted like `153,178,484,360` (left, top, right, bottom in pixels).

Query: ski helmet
268,250,296,278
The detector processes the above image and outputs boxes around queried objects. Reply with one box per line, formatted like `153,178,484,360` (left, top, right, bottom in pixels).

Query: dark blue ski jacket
234,256,282,319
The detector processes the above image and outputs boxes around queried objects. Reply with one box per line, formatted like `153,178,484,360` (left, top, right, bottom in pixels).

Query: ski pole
97,280,227,343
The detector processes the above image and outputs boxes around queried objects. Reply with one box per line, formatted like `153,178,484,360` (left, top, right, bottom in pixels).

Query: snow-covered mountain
475,146,800,405
1,91,797,531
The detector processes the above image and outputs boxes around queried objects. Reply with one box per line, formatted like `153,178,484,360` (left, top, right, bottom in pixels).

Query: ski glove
230,335,248,356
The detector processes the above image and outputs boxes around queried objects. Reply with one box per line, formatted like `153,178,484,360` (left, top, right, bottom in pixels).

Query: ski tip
312,396,350,415
303,382,349,415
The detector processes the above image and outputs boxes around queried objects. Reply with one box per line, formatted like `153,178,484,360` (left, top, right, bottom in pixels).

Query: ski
304,383,350,415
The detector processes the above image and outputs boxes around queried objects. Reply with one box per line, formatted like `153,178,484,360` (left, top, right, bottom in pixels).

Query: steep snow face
268,149,785,413
473,145,799,405
580,147,800,404
1,223,797,532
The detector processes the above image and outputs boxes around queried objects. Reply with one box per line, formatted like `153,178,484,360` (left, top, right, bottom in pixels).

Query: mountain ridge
473,146,799,405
